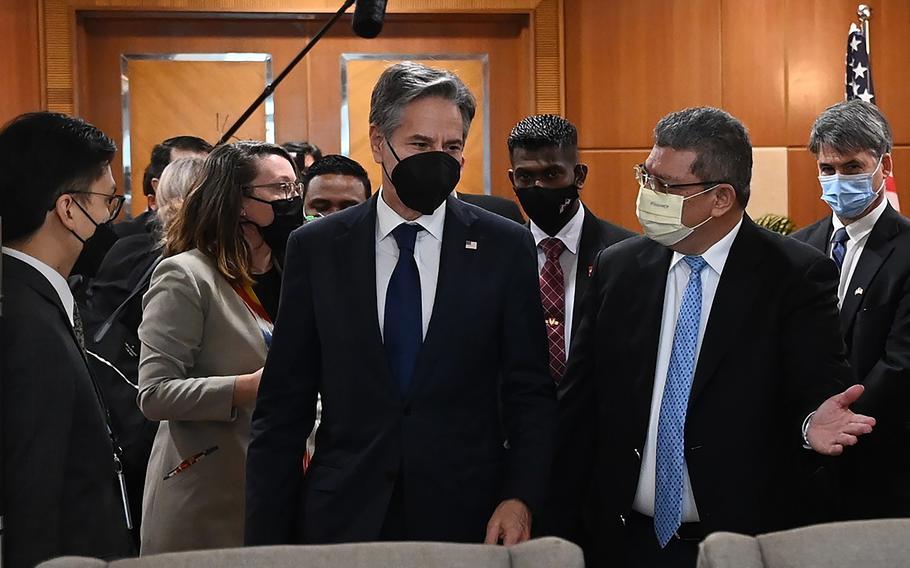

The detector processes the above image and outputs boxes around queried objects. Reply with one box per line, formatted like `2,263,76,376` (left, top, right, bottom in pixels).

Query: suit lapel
3,254,83,351
805,218,833,254
839,206,901,335
571,208,603,339
332,197,397,396
689,218,769,404
631,244,674,437
409,197,479,400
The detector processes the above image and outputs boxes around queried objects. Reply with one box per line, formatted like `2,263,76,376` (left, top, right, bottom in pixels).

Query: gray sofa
698,519,910,568
38,537,584,568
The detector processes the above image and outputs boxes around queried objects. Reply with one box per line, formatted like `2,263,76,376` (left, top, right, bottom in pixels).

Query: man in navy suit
245,62,556,546
793,100,910,520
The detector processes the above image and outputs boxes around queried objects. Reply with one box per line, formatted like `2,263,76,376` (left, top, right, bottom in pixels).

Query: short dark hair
142,135,213,197
0,112,116,243
281,141,323,174
507,114,578,156
808,99,892,158
653,107,752,208
303,154,372,199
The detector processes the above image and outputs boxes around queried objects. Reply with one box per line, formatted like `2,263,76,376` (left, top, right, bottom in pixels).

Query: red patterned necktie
539,237,567,382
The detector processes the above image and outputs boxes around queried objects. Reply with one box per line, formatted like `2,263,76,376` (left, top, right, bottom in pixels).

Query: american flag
846,22,900,210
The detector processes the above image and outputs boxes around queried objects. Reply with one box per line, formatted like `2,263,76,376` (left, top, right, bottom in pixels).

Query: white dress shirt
375,188,446,339
2,247,75,326
530,205,585,353
830,196,888,305
632,217,744,521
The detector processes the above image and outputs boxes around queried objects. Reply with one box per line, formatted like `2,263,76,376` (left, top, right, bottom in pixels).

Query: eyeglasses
70,191,126,221
243,181,304,200
634,164,726,194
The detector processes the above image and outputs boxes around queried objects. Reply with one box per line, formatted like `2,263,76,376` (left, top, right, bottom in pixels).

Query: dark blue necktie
831,227,849,272
384,223,424,396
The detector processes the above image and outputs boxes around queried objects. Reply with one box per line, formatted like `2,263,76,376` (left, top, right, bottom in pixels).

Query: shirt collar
376,186,447,242
831,195,888,242
669,215,744,277
2,246,75,326
529,204,585,255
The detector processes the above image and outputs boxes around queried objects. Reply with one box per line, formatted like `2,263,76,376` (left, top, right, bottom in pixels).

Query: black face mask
70,200,118,278
254,196,304,259
381,142,461,215
514,178,580,236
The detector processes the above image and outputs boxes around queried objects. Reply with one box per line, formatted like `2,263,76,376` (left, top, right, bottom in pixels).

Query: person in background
303,153,372,217
137,142,303,554
69,135,211,282
0,111,133,567
80,156,207,547
792,99,910,520
457,189,525,224
506,114,634,542
282,140,323,176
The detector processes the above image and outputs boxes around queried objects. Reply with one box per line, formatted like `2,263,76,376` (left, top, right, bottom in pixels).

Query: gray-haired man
245,62,556,546
792,99,910,520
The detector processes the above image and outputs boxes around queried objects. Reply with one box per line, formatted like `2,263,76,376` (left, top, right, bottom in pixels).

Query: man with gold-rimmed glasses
559,106,876,568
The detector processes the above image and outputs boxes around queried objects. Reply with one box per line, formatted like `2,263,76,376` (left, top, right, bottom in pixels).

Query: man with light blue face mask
557,106,877,568
793,99,910,521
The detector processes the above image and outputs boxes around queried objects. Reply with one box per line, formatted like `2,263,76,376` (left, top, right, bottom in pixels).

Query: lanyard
232,283,274,348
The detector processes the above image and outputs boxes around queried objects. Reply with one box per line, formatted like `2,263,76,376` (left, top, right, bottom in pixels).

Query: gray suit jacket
137,249,267,554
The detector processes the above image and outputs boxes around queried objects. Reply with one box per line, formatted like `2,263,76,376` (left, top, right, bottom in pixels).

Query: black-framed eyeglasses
634,164,726,193
70,191,126,221
242,181,304,200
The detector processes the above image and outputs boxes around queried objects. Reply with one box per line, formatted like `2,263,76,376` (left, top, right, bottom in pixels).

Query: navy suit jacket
245,194,556,545
793,204,910,518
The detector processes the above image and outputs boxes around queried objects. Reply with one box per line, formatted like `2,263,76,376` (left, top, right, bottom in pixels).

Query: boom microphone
352,0,388,39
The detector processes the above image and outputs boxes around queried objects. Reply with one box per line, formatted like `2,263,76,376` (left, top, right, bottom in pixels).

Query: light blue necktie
654,255,708,548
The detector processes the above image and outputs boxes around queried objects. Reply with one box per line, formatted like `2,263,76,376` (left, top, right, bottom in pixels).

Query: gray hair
654,106,753,208
369,61,476,140
808,99,892,158
156,156,205,231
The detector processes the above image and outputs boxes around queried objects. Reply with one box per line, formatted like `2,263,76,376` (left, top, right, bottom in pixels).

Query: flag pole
858,4,872,57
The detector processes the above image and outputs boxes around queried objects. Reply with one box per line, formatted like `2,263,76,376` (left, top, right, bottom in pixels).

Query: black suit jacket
113,209,158,239
536,206,634,540
245,195,556,545
792,204,910,518
1,255,132,568
561,217,849,565
457,192,525,224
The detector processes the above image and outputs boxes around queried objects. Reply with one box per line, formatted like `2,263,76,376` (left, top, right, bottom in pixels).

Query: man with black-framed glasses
0,112,134,567
558,106,876,568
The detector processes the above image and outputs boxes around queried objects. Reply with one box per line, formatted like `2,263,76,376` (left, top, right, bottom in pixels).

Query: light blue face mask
818,157,885,218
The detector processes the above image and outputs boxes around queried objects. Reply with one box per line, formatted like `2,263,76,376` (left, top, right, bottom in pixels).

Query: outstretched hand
807,384,876,456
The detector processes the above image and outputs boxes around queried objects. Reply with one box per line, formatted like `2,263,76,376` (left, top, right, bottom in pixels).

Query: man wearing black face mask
247,62,556,547
0,112,134,567
507,114,633,542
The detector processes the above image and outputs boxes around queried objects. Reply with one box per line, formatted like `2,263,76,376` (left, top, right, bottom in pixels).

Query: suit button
403,404,411,417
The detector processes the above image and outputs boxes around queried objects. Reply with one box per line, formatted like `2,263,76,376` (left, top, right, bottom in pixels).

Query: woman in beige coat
137,141,304,554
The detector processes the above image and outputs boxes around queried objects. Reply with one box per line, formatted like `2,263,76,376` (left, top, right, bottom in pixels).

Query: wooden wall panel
874,0,910,145
565,0,722,150
721,0,786,147
787,147,829,229
0,0,42,121
79,14,530,204
785,0,867,147
577,150,650,232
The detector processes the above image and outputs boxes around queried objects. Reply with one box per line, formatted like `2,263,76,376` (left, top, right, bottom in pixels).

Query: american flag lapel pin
855,287,864,296
588,265,594,278
465,240,478,250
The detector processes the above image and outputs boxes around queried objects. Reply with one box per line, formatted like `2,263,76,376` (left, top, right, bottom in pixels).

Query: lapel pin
855,287,864,296
465,240,478,250
588,265,594,278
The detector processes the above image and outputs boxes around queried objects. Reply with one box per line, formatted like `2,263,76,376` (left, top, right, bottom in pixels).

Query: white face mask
636,185,717,246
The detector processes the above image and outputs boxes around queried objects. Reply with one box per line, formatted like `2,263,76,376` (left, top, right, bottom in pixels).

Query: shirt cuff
801,411,815,450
